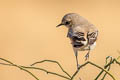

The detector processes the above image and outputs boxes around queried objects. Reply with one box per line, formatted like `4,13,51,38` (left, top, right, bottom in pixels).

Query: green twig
101,57,113,80
95,56,113,80
95,56,120,80
70,61,116,80
115,59,120,65
0,62,13,66
95,70,104,80
0,58,70,80
31,59,71,78
101,65,111,80
0,58,39,80
95,53,120,80
0,58,14,64
21,66,70,80
117,56,120,60
0,58,118,80
17,66,40,80
104,59,120,69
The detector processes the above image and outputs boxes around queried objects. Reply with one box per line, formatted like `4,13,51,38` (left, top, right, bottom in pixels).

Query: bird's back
68,22,98,50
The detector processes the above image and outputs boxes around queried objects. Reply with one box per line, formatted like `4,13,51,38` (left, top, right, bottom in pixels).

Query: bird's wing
67,28,73,38
67,27,84,37
67,28,84,39
87,30,98,45
67,28,87,47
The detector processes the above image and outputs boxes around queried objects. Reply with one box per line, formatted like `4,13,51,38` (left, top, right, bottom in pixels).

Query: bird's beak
56,23,64,27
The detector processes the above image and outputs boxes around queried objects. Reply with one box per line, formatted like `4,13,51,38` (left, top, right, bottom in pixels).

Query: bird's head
56,13,81,28
56,13,89,29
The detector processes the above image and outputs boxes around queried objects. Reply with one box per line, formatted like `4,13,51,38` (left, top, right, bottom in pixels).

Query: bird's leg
74,50,80,70
85,47,90,61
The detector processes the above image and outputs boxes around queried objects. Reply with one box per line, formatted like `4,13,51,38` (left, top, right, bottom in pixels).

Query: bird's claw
77,64,80,70
85,53,89,61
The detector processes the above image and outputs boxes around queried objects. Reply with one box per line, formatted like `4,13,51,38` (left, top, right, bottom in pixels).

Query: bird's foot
85,53,89,61
77,64,80,70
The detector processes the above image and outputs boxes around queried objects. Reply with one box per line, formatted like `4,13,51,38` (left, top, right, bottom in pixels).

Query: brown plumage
56,13,98,70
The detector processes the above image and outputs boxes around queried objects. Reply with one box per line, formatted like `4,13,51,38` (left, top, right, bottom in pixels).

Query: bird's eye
65,21,70,25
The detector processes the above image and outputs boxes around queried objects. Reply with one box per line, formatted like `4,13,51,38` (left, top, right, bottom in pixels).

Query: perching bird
56,13,98,70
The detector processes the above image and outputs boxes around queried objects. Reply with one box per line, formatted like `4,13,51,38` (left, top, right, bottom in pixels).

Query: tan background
0,0,120,80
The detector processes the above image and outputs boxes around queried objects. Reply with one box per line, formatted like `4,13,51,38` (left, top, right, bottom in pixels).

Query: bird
56,13,98,70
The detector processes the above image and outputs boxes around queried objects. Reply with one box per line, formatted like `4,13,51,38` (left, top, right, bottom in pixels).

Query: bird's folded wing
67,28,84,38
87,30,98,45
67,29,86,42
67,28,73,38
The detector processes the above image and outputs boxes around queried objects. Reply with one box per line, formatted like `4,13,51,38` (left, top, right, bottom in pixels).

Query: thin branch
95,52,120,80
117,56,120,60
114,59,120,65
70,61,116,80
101,65,111,80
31,60,71,78
0,58,118,80
95,57,120,80
101,57,113,80
0,58,70,80
95,56,113,80
0,58,14,64
104,59,120,69
88,62,115,80
0,63,12,66
21,66,70,80
17,66,40,80
95,70,104,80
0,58,39,80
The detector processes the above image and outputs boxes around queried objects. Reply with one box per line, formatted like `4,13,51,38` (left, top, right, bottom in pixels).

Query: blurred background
0,0,120,80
